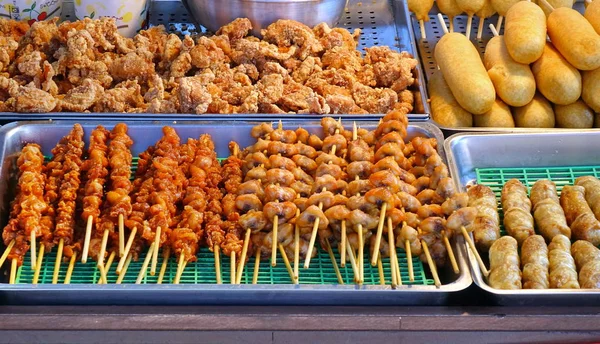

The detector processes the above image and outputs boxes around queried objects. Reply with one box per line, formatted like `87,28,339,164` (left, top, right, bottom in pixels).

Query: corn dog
531,42,582,105
554,100,594,128
582,68,600,113
585,0,600,35
504,1,546,64
437,0,464,32
473,98,515,127
428,70,474,127
513,93,555,128
456,0,486,39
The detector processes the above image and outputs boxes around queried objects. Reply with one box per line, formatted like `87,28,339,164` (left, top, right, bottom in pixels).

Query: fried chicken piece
261,20,324,60
364,47,418,93
257,74,284,103
216,18,252,41
57,78,104,111
93,80,144,112
313,23,360,50
190,36,228,70
0,18,30,41
352,82,398,114
110,52,154,82
0,77,57,112
169,35,194,78
178,76,212,114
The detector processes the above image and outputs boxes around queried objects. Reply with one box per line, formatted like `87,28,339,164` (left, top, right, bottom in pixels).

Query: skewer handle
236,228,252,284
443,232,460,274
419,20,427,40
371,203,387,266
496,16,504,34
252,250,261,284
214,244,222,284
406,239,415,282
278,244,295,283
271,216,278,267
9,258,17,284
340,220,347,267
32,245,44,284
118,214,125,257
52,238,64,284
325,239,343,285
461,226,489,276
64,253,77,284
0,240,15,268
421,240,441,288
230,252,236,284
466,15,474,40
150,226,161,275
117,227,137,274
82,215,93,263
30,231,37,271
157,247,171,284
135,242,155,284
477,17,485,40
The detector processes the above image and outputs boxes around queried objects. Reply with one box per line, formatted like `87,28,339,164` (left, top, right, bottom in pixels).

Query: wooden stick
466,14,474,40
421,239,441,288
387,217,401,286
304,203,322,269
477,17,485,40
117,227,137,274
157,247,170,284
538,0,555,13
118,214,125,257
461,226,489,276
325,238,343,285
230,252,236,284
98,229,109,269
371,203,387,266
271,216,278,267
214,244,222,284
278,244,295,283
98,261,108,285
340,220,347,268
52,238,64,284
377,256,385,285
252,250,260,284
32,245,44,284
419,20,427,40
489,23,499,37
357,224,364,284
438,13,449,35
174,253,186,284
293,210,300,282
236,228,251,284
116,253,132,284
346,241,359,283
0,240,15,268
9,258,17,284
30,231,36,271
406,239,414,282
496,16,504,34
443,231,460,274
151,226,161,275
64,253,77,284
449,16,454,32
98,251,115,284
135,242,155,284
82,215,93,263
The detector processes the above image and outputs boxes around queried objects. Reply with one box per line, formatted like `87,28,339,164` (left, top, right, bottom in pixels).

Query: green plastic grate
476,165,600,236
12,156,434,285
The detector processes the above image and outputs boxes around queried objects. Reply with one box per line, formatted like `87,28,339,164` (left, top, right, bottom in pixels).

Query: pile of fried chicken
0,17,419,114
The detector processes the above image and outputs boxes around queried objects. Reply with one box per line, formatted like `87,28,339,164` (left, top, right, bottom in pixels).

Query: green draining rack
476,165,600,236
12,156,434,286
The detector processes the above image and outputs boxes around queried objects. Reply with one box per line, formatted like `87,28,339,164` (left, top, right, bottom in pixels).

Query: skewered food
521,235,549,289
504,1,547,64
582,68,600,113
554,100,594,128
531,43,582,106
428,70,473,128
437,0,464,32
548,235,579,289
488,236,522,289
586,0,600,34
512,93,555,128
473,98,515,128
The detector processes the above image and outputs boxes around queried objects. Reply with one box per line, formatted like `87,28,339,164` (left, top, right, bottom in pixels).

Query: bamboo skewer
174,253,186,284
340,220,347,268
52,238,64,284
151,226,161,275
0,240,15,268
419,20,427,40
98,251,115,284
98,229,109,270
326,238,343,285
157,247,170,284
406,239,414,282
214,244,222,284
271,216,278,267
377,256,385,285
64,253,77,284
418,227,441,288
357,224,364,284
32,245,44,284
346,241,359,283
9,258,17,284
118,214,125,257
461,226,489,276
82,215,93,263
252,250,261,284
388,218,401,286
230,252,236,284
135,242,155,284
293,209,300,282
236,228,251,284
117,227,137,274
443,230,460,274
30,231,36,271
496,16,504,34
98,261,108,285
371,202,388,266
278,244,295,283
116,253,132,284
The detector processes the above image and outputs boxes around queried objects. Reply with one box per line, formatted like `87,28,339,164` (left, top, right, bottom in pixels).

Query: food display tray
410,1,592,134
445,131,600,305
0,0,429,123
0,120,470,305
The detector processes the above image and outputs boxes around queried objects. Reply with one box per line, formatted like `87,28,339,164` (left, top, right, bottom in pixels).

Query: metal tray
0,0,429,123
411,1,592,134
0,120,470,305
445,131,600,306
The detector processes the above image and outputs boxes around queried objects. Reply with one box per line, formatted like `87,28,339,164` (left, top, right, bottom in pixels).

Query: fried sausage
531,43,581,105
521,235,549,289
467,184,500,252
547,7,600,71
555,100,594,129
575,176,600,221
501,179,534,245
571,240,600,272
489,236,522,290
513,93,555,128
582,68,600,113
434,32,496,114
473,98,515,128
530,180,571,241
548,234,579,289
504,1,546,64
484,36,536,107
560,185,600,246
579,260,600,289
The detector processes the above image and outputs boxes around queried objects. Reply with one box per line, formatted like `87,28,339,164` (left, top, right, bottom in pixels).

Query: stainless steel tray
0,120,470,305
412,1,592,134
0,0,429,122
445,131,600,305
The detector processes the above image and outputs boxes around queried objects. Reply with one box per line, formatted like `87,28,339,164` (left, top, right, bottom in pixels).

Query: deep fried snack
548,235,579,289
521,235,549,289
530,180,571,241
560,185,600,246
467,184,500,252
575,176,600,221
571,240,600,272
488,236,522,290
501,179,534,245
